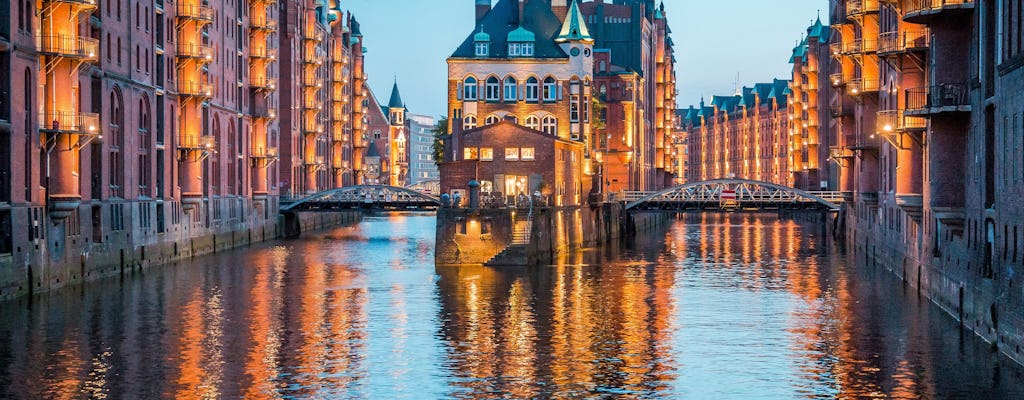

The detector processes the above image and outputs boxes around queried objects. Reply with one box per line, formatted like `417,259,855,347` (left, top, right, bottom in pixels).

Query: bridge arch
625,179,840,212
281,185,442,212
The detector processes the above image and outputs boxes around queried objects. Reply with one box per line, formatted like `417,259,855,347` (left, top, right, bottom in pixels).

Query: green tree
591,96,607,132
431,116,449,164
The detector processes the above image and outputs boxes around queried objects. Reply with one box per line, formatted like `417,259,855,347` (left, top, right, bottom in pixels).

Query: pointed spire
556,0,594,43
388,79,404,109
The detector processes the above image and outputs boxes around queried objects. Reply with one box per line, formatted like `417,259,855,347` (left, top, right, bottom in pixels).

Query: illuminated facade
788,18,836,191
0,0,369,298
828,0,1024,364
680,80,791,185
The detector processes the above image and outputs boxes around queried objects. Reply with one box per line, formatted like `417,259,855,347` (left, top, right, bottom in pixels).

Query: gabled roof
789,38,808,63
556,0,594,43
365,142,381,158
808,17,829,42
451,0,567,59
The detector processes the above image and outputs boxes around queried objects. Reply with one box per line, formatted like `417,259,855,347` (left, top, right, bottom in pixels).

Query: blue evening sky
342,0,829,118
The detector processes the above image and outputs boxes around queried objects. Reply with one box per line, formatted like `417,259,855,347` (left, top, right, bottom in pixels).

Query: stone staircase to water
485,212,533,266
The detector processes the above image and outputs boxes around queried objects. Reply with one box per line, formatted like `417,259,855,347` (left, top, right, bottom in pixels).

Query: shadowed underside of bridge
281,185,442,212
625,179,841,213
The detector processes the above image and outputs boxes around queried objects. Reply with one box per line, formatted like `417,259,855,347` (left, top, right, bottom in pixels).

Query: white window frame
521,147,535,161
542,116,557,135
485,115,501,125
464,77,478,100
543,77,557,102
463,115,477,131
485,77,500,101
474,42,488,57
503,77,518,102
525,77,539,102
524,115,541,131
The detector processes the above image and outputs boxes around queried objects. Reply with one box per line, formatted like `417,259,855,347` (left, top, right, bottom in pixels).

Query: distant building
787,17,835,191
680,80,791,185
408,114,440,185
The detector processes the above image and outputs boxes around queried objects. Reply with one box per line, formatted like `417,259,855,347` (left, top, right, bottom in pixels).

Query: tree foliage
431,116,449,164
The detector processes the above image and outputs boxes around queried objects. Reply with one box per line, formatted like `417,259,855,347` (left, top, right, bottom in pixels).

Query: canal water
1,213,1023,398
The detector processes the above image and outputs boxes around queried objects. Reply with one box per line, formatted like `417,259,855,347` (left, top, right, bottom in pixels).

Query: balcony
250,146,278,159
44,0,98,11
176,3,214,23
829,146,855,166
249,47,276,61
846,0,880,17
332,130,348,143
353,132,369,148
877,109,927,133
250,77,276,92
878,29,930,56
177,81,213,99
831,104,852,117
846,38,877,54
178,135,216,150
830,42,843,57
175,43,213,62
38,35,99,62
249,16,277,32
39,111,100,134
302,28,322,43
830,72,846,87
250,105,276,119
904,0,974,24
305,156,326,171
302,51,322,65
302,73,322,88
905,83,971,116
303,121,324,135
847,77,880,95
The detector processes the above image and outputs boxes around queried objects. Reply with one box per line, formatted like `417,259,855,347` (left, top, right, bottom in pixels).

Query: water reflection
0,213,1021,398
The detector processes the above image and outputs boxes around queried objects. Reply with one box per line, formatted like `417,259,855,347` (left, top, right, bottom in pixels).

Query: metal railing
250,77,276,91
46,0,98,9
250,146,278,158
39,111,100,134
906,83,970,111
177,80,213,98
178,135,216,149
249,46,276,60
877,109,927,132
176,3,214,22
905,0,974,16
878,29,930,55
249,16,277,31
38,35,99,61
176,43,213,61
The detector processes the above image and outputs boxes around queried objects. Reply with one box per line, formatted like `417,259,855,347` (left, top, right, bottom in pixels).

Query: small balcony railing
847,38,877,54
302,73,321,88
178,135,216,150
249,16,277,32
302,51,322,65
904,0,975,21
38,35,99,62
45,0,97,11
905,83,971,113
176,3,214,22
250,77,276,92
879,29,930,55
250,146,278,159
847,77,880,95
177,81,213,99
249,47,276,60
250,104,276,119
176,43,213,62
332,131,348,143
830,72,845,87
302,27,322,42
39,111,100,134
877,110,927,133
847,0,880,17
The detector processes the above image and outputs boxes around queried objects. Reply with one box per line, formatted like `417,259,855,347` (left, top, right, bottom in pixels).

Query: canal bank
0,205,361,302
435,202,669,266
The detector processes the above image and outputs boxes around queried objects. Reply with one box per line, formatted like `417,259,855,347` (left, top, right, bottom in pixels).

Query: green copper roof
474,30,491,42
808,17,829,41
507,26,535,42
556,0,594,43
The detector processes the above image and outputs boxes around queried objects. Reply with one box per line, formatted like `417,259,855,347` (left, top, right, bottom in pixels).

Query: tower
555,0,595,142
387,81,408,186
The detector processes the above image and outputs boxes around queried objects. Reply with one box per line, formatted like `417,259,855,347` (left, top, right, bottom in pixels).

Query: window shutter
558,83,563,101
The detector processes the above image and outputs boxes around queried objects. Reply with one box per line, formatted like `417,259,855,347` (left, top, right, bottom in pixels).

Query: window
543,77,557,102
480,148,493,161
503,77,518,101
525,77,539,102
583,96,590,122
510,42,534,56
570,95,580,122
525,116,540,131
463,147,479,160
463,77,478,100
505,147,520,161
542,116,557,135
463,115,478,131
521,148,535,161
485,77,500,101
475,42,489,57
485,115,501,125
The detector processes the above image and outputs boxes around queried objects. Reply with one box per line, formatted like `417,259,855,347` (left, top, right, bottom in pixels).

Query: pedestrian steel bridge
281,185,442,212
618,179,842,212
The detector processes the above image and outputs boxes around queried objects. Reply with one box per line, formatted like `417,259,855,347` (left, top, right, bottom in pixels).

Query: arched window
485,77,500,101
485,115,501,126
109,87,125,198
525,77,539,102
23,69,32,201
138,96,152,196
463,77,477,100
503,76,518,102
542,116,557,135
543,77,557,102
524,116,540,131
463,115,478,131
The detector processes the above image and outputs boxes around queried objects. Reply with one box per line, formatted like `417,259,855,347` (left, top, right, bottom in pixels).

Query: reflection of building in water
434,257,677,397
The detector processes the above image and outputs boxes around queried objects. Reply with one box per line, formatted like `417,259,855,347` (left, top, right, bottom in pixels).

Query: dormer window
507,26,536,57
475,42,489,57
508,42,534,57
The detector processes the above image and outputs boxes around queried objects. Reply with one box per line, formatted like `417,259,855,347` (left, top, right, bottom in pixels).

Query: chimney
551,0,568,21
476,0,491,24
518,0,526,25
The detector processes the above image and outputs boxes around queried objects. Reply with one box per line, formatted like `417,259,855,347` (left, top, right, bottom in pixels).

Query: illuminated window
524,116,540,131
542,116,557,135
521,147,535,161
525,77,539,102
463,147,479,160
474,42,489,57
485,77,500,101
463,77,477,100
485,115,500,125
480,147,493,161
463,115,477,130
570,95,580,122
505,147,520,161
543,77,557,102
503,76,518,101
